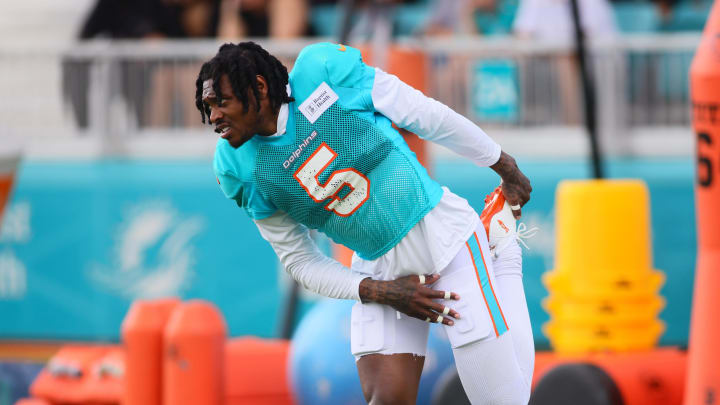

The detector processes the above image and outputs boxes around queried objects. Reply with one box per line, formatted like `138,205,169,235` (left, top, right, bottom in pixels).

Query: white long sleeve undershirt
371,68,501,167
255,211,366,300
254,70,500,300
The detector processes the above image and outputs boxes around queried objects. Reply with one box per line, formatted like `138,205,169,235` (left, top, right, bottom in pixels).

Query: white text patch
299,82,338,124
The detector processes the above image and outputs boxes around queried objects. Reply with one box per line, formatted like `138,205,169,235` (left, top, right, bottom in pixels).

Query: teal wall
0,157,695,347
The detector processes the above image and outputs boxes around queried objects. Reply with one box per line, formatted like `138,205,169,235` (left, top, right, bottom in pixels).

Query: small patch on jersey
216,176,220,185
299,82,338,124
338,44,347,52
283,130,318,169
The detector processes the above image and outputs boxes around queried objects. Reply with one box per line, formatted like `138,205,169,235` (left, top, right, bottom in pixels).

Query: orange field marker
122,297,180,405
686,2,720,403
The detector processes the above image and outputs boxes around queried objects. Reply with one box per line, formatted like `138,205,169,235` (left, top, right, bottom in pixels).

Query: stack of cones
543,180,665,354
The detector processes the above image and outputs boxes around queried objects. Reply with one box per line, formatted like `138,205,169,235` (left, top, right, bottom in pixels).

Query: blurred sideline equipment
22,298,294,405
29,345,123,404
531,363,623,405
0,147,20,222
123,298,180,405
528,179,686,404
543,180,664,353
532,349,686,405
685,0,720,403
163,300,226,405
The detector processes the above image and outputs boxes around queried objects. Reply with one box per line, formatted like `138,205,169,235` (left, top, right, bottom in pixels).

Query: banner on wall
89,200,204,300
470,59,519,122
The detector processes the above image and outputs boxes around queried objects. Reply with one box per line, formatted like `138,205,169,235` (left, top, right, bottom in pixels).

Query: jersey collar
266,84,291,138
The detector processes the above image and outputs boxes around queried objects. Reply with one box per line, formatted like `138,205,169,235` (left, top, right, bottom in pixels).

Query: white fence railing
0,35,700,158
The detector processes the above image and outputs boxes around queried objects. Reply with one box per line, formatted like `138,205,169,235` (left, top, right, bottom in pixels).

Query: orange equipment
686,2,720,403
163,300,227,405
225,337,294,405
121,297,180,405
0,150,20,222
29,344,121,404
534,348,687,405
82,346,124,403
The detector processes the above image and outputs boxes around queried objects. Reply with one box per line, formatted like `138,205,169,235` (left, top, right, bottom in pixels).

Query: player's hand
490,151,532,219
358,274,461,325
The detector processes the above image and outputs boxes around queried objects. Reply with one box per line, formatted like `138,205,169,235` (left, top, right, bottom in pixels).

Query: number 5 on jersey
294,142,370,217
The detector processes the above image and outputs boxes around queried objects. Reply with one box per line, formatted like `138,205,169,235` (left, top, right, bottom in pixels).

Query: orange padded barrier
83,346,124,404
533,348,686,405
29,344,118,404
0,174,14,221
686,2,720,403
225,337,294,405
163,300,227,405
121,297,180,405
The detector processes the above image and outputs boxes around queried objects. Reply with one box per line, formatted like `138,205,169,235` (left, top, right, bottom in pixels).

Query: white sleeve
254,211,367,301
371,68,502,167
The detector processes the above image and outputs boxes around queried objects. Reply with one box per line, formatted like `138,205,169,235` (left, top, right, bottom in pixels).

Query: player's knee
363,384,416,405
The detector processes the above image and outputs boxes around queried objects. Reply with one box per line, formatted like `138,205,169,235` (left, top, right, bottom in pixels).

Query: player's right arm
371,68,531,216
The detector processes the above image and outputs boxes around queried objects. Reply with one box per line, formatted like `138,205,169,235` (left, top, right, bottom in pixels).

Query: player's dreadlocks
195,42,294,124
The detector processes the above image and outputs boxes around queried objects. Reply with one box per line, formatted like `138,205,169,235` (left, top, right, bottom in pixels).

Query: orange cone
686,2,720,403
163,300,227,405
121,298,180,405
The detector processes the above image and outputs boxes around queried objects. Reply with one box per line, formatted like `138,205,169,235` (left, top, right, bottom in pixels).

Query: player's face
202,74,261,149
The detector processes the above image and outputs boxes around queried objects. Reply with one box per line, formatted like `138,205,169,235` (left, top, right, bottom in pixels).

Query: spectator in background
216,0,309,39
79,0,220,39
512,0,618,124
67,0,221,129
68,0,309,130
423,0,498,36
513,0,617,41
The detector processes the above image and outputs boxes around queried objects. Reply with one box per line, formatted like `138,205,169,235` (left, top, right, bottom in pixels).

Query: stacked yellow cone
543,180,665,354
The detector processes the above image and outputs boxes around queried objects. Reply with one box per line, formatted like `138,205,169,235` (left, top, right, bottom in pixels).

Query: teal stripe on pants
467,233,508,336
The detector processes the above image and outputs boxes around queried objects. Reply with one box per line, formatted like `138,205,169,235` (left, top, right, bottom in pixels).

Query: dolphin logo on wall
90,200,205,299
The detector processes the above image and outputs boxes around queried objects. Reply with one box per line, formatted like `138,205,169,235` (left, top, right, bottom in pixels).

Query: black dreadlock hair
194,42,294,124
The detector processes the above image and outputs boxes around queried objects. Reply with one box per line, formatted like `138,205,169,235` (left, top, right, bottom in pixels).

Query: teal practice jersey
214,43,443,260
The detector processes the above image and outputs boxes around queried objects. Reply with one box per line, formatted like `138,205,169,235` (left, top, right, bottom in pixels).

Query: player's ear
256,75,268,99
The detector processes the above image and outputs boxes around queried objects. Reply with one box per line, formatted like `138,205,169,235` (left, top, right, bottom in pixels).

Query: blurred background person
68,0,310,130
423,0,506,36
67,0,223,130
513,0,618,125
513,0,618,41
79,0,220,39
216,0,310,39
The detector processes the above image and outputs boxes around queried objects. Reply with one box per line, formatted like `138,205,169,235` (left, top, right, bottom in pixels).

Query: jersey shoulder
290,42,375,98
212,139,276,219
